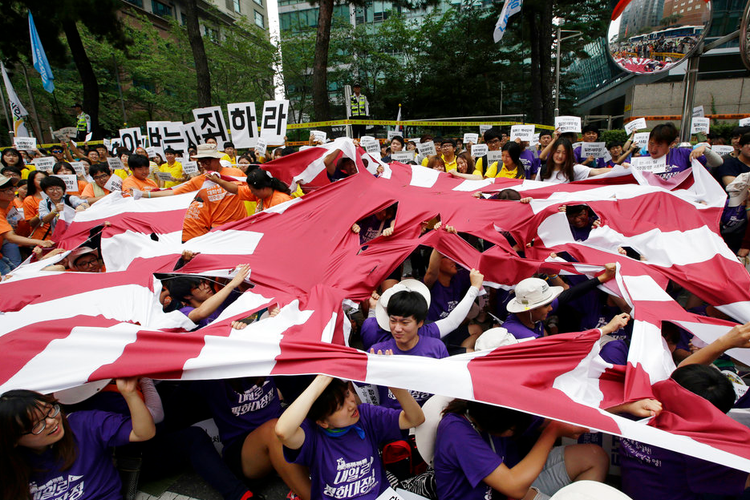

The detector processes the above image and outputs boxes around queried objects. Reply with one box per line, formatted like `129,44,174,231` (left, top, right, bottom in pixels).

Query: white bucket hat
375,278,431,330
191,143,224,159
475,327,527,350
506,277,564,314
550,480,632,499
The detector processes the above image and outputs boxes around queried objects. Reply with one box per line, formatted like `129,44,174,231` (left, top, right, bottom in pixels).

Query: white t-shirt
536,164,591,184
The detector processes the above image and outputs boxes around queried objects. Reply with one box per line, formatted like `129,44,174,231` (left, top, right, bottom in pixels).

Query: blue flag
28,12,54,93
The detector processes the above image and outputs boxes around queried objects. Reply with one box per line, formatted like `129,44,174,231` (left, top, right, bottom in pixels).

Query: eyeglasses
46,187,64,192
441,144,454,149
75,257,100,269
93,174,110,181
51,150,63,154
25,404,61,435
0,185,15,193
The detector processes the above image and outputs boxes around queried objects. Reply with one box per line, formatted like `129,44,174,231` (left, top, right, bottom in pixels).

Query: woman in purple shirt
0,378,155,500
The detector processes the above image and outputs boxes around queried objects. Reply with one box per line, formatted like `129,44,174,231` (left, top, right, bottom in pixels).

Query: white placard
156,171,173,181
119,127,143,152
487,150,503,164
32,157,55,172
146,147,159,159
362,140,381,155
311,130,327,143
691,117,710,135
192,106,229,145
85,132,93,143
107,157,125,170
633,132,650,149
227,102,259,149
69,161,86,176
182,161,199,175
581,142,606,158
604,150,612,163
109,138,121,149
479,124,492,135
14,137,36,150
530,133,540,147
463,133,479,144
259,100,289,145
630,156,668,173
391,151,415,162
625,118,647,135
103,174,122,192
693,105,705,117
417,141,437,156
712,145,735,156
554,116,582,134
103,138,111,149
739,117,750,127
387,130,400,140
146,121,169,157
375,487,405,500
53,174,78,192
180,121,202,149
471,144,489,157
254,138,268,156
510,125,535,142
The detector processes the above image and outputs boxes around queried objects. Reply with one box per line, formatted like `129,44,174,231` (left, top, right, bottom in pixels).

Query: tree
184,0,212,107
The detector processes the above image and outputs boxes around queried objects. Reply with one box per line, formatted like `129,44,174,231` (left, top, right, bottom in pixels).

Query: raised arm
679,322,750,368
275,374,333,450
538,129,561,161
390,388,425,429
116,377,156,442
433,269,484,338
206,171,240,194
423,248,442,288
188,264,249,322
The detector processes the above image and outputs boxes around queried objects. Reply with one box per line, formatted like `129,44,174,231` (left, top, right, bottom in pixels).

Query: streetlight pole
554,27,583,117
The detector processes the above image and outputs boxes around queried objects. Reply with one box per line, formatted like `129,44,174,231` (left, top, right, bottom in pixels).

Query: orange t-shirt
0,203,12,251
23,195,50,240
122,176,158,197
66,180,88,197
237,187,293,213
174,167,247,242
81,183,110,200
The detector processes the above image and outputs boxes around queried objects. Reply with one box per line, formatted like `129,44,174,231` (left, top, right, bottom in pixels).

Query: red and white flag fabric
2,143,750,472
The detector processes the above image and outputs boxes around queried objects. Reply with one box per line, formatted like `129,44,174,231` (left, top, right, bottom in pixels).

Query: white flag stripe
621,275,674,302
72,191,195,222
102,231,183,272
185,229,264,255
409,165,440,188
453,179,495,192
626,320,676,384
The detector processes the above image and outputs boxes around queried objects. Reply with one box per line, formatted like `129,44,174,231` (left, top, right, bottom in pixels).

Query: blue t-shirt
24,410,133,500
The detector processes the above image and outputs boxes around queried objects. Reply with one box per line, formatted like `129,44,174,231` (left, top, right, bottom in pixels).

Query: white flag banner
227,102,259,149
494,0,522,43
1,61,29,137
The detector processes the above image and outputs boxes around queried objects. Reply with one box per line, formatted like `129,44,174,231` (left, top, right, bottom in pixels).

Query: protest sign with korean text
633,132,650,150
104,174,122,192
510,125,535,142
32,157,55,172
53,174,78,192
192,106,229,144
691,117,710,135
119,127,143,153
391,151,416,163
554,116,582,134
69,161,86,176
625,118,647,135
463,133,479,144
146,121,170,157
581,142,606,158
630,156,668,173
471,144,488,157
227,102,259,149
181,121,203,149
14,137,36,150
182,161,199,175
107,157,125,171
260,100,289,145
255,138,268,156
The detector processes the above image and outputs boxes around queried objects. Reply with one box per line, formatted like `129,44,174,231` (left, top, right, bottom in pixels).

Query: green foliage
600,129,628,145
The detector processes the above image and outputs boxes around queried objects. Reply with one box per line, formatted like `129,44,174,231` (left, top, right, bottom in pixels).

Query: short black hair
52,162,74,174
308,378,349,423
539,130,553,138
496,188,521,200
649,123,678,145
732,127,750,138
582,124,600,137
89,163,111,177
739,133,750,147
390,136,405,147
671,364,735,414
387,290,428,323
224,142,235,149
164,147,177,155
167,276,205,302
1,166,21,177
607,141,623,150
40,175,67,193
128,154,149,169
441,138,456,148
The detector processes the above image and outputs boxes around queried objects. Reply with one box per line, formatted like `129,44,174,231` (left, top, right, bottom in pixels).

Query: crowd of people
1,119,750,500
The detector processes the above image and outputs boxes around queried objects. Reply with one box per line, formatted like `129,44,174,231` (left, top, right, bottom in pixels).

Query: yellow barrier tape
288,119,555,130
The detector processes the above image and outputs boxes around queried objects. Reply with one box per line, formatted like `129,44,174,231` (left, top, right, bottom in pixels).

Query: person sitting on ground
122,154,158,197
275,375,425,500
0,378,156,500
434,399,609,500
37,176,89,234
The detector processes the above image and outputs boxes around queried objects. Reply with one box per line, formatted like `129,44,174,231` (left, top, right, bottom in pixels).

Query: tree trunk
525,0,554,124
312,0,333,121
62,20,99,138
185,0,212,107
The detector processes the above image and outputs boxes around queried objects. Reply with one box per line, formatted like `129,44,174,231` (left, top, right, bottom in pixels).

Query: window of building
255,11,265,28
152,0,172,17
254,0,263,6
124,0,143,7
234,0,241,12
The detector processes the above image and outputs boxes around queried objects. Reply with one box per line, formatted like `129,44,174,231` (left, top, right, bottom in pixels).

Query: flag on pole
494,0,522,43
1,61,30,137
396,103,402,133
28,12,54,93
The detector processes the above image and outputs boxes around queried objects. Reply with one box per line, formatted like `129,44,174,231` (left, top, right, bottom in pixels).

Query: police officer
73,103,91,142
350,83,369,139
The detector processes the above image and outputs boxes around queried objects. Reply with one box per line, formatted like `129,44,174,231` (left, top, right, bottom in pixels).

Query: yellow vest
350,95,367,117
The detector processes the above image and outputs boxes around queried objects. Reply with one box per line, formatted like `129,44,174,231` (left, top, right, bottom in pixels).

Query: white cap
375,279,431,330
506,277,564,314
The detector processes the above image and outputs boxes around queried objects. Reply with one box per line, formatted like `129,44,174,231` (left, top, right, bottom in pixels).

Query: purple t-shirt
642,147,706,179
600,339,628,365
574,145,606,169
284,403,402,500
199,378,282,448
519,149,540,179
620,438,747,500
502,298,559,339
24,410,133,500
434,412,521,500
427,269,471,323
371,336,448,409
180,289,242,329
360,317,440,352
357,213,394,245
